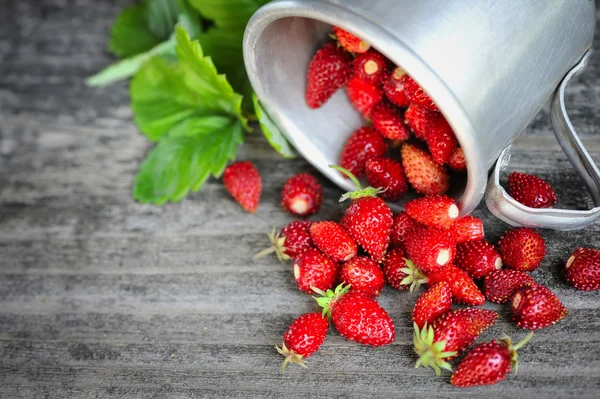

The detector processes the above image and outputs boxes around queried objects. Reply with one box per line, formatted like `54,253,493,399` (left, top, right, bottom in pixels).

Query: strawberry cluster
306,27,464,198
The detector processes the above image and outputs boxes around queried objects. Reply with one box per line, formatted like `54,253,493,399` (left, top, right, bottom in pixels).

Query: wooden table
2,1,600,397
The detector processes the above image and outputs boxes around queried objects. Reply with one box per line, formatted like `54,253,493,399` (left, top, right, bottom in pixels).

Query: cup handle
485,50,600,231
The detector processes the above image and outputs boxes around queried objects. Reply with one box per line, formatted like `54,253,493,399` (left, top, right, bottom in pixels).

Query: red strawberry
254,221,313,262
404,195,459,230
402,75,438,111
405,105,436,140
223,161,262,213
382,249,427,292
276,312,329,371
427,264,485,305
292,248,339,294
390,211,419,249
498,228,546,272
340,256,385,297
370,101,411,141
332,26,370,53
401,143,450,195
314,284,395,347
508,172,557,209
424,113,458,165
565,247,600,291
310,221,357,262
382,67,412,107
449,147,467,171
404,226,456,274
346,76,383,117
455,240,503,279
365,157,408,201
281,173,323,217
483,269,536,304
352,50,389,85
414,308,498,375
451,216,484,244
340,127,388,178
306,42,353,109
451,333,534,387
412,282,453,329
511,283,568,330
334,166,393,262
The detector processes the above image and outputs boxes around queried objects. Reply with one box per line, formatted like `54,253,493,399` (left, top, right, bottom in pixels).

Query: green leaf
133,120,244,204
108,3,163,58
253,95,295,158
189,0,270,29
130,25,247,141
87,38,176,87
146,0,180,39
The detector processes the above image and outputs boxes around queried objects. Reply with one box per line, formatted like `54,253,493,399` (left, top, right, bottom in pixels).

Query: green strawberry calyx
312,283,351,318
500,331,534,374
413,322,458,376
275,343,307,373
329,165,384,202
253,227,291,263
400,259,428,293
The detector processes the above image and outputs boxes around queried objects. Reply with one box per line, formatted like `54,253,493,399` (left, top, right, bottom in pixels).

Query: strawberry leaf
133,120,244,204
130,25,247,141
108,2,164,58
253,95,295,159
189,0,270,29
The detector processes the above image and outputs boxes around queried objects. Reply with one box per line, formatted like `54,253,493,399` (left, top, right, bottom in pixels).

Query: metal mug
244,0,600,230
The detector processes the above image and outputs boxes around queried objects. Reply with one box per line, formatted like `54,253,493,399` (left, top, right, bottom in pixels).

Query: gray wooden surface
1,1,600,398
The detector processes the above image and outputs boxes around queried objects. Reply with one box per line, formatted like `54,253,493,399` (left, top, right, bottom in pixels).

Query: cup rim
244,0,488,214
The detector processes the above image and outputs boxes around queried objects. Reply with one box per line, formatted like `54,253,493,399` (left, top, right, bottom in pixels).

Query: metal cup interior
244,1,488,214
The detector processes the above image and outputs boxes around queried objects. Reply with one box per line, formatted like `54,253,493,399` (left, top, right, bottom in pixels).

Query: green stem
512,332,534,351
329,165,361,189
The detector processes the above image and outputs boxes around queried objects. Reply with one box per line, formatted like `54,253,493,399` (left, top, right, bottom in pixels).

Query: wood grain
1,1,600,398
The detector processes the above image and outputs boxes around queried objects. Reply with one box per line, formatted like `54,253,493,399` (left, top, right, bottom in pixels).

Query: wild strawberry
276,312,329,372
404,195,459,230
414,308,498,375
508,172,557,209
352,50,389,85
401,143,450,195
340,256,385,297
310,221,357,262
332,26,370,53
427,264,485,305
305,42,353,109
365,157,408,201
382,249,427,292
293,248,339,294
449,147,467,171
346,76,383,117
281,173,323,217
314,284,395,347
483,269,536,304
334,166,393,261
424,113,458,165
404,105,436,140
390,211,419,249
455,240,503,279
223,161,262,213
404,225,455,274
383,67,413,108
403,75,438,111
498,228,546,272
412,282,453,329
340,127,388,178
565,247,600,291
450,216,484,243
254,222,313,262
370,101,411,141
451,333,534,387
511,283,568,330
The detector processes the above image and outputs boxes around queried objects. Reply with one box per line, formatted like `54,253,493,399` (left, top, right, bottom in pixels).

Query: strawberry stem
312,283,351,318
275,343,307,373
253,227,291,262
502,331,534,375
413,322,457,376
329,165,383,202
400,259,428,292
